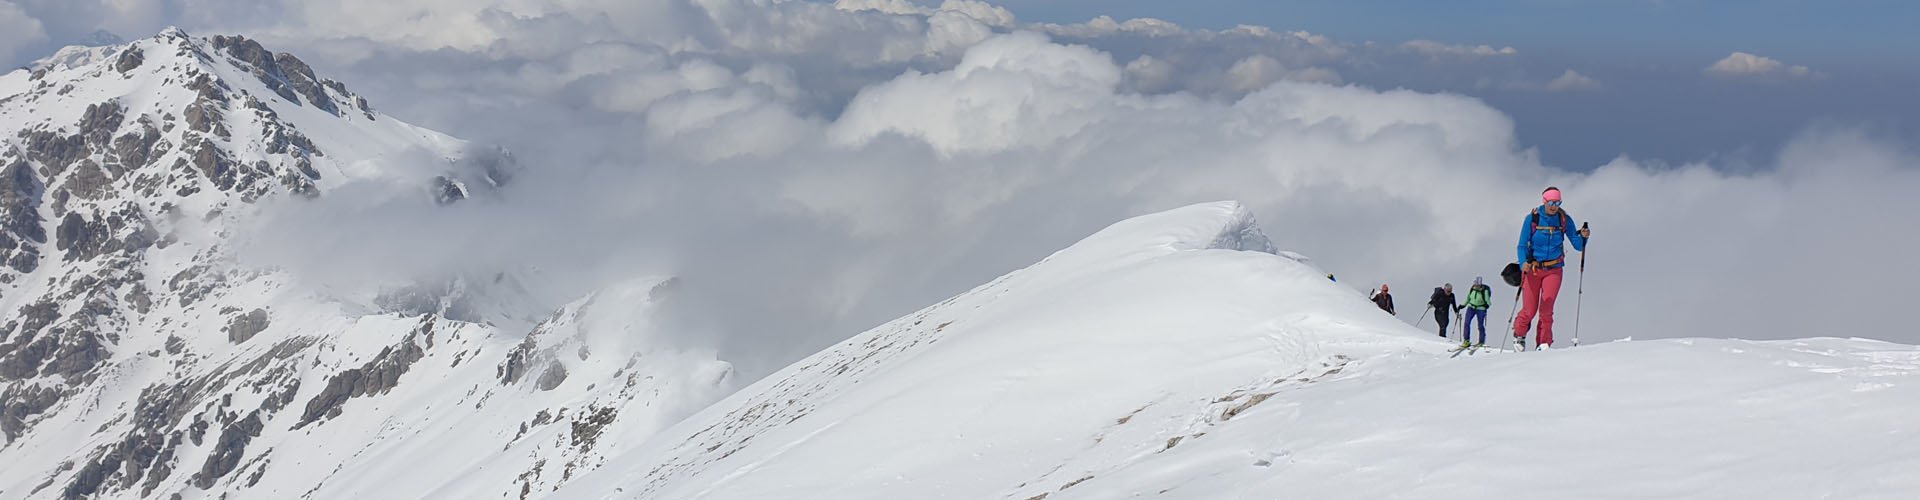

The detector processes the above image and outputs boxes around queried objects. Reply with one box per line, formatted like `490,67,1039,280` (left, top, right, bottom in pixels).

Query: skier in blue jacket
1514,186,1591,350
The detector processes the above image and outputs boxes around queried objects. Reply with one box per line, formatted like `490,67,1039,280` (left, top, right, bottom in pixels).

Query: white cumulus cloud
1704,51,1822,82
1495,69,1603,92
833,0,926,16
1039,15,1186,38
828,32,1123,157
936,0,1016,28
1545,69,1602,91
1402,39,1518,60
1122,54,1177,93
0,1,48,63
1226,54,1342,92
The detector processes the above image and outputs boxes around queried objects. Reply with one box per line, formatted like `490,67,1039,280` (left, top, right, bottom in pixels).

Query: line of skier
1365,186,1592,351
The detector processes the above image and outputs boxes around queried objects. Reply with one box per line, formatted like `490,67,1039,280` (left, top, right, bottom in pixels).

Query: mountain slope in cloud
557,201,1920,500
0,30,734,499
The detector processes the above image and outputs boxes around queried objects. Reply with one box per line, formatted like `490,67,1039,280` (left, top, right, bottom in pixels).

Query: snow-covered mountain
0,30,735,500
551,201,1920,500
5,28,1917,500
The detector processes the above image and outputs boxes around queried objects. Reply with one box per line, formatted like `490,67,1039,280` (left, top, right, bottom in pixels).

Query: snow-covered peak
0,28,579,500
0,27,492,291
1067,200,1275,256
3,27,471,190
28,44,122,73
1023,200,1277,285
552,202,1920,500
553,201,1411,498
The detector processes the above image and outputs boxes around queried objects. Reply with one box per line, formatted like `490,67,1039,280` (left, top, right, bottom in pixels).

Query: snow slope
557,200,1920,499
1059,337,1920,500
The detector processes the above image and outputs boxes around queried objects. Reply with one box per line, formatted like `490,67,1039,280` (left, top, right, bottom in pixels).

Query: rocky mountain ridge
0,29,730,500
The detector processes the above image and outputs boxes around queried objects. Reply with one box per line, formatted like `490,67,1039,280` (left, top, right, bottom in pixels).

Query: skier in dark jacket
1370,284,1395,315
1428,284,1459,338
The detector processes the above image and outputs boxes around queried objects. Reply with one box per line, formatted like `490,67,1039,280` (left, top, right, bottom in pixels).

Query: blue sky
1000,0,1919,65
996,0,1920,168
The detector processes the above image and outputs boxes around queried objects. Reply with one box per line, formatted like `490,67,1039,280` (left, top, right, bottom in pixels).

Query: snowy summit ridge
553,199,1417,498
550,200,1920,500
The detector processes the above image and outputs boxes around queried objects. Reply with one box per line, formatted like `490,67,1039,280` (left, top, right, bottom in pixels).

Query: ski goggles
1545,200,1562,207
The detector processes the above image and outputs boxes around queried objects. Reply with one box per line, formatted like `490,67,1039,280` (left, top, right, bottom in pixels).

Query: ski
1446,344,1501,357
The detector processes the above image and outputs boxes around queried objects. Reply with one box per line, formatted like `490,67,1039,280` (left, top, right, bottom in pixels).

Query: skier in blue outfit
1514,186,1591,349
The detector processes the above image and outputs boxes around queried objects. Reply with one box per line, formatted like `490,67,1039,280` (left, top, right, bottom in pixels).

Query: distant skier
1428,284,1459,338
1514,187,1591,350
1370,284,1395,315
1462,277,1492,347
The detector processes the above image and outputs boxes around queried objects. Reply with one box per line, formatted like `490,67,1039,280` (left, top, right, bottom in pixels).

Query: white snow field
556,201,1920,500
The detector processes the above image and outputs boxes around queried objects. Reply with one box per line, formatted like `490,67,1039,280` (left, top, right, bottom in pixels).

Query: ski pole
1574,223,1589,347
1417,306,1431,327
1503,287,1522,351
1455,309,1464,343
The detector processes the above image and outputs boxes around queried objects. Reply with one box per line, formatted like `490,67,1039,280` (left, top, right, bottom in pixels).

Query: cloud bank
6,1,1917,378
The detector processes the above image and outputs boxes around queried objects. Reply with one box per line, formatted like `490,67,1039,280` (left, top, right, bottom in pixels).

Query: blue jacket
1517,206,1586,267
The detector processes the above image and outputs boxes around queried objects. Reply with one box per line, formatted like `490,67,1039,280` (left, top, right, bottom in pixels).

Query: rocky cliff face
0,29,732,500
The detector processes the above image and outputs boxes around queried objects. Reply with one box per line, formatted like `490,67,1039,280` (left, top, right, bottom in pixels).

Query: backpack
1527,208,1573,257
1467,284,1491,309
1520,207,1577,270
